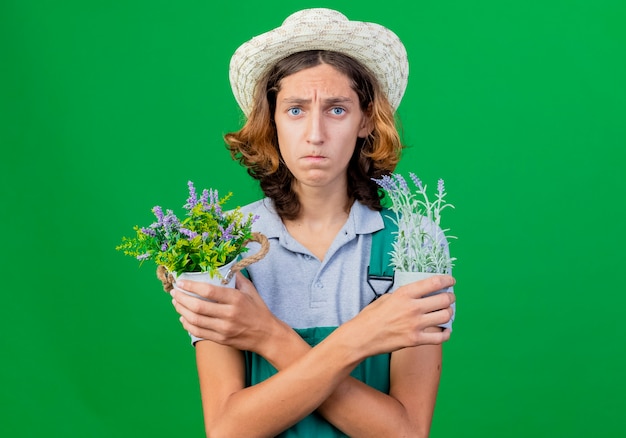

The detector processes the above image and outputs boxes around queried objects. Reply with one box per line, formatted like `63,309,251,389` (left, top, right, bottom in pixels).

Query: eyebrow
279,97,355,106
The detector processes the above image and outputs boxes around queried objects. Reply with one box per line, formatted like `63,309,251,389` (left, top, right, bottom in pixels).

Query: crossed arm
172,274,455,437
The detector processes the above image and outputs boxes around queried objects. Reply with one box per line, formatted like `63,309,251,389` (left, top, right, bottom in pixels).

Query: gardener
171,8,456,437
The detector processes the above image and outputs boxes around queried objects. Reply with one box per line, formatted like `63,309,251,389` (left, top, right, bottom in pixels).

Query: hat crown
282,8,348,26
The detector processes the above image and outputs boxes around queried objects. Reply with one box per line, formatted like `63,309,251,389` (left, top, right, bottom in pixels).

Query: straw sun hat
229,8,409,117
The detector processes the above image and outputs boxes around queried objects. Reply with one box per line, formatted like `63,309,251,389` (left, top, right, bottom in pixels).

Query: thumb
235,272,256,294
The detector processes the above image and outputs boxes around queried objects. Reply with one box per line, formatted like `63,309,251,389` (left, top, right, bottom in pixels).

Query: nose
306,108,324,145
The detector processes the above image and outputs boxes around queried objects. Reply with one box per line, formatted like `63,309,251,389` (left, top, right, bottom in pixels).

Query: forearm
316,330,444,437
317,375,420,437
203,322,366,437
260,321,425,436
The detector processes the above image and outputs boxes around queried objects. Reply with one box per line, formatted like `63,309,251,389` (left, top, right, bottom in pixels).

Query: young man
172,9,456,437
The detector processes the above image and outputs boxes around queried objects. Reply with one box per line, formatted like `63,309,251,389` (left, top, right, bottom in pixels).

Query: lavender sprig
373,173,456,274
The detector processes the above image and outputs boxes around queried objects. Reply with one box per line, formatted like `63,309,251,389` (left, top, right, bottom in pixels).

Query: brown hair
224,50,403,220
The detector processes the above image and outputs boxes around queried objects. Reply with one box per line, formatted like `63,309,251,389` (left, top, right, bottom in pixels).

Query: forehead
277,63,355,96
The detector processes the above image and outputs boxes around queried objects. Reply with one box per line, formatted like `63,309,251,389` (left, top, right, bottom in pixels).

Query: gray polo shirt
242,198,387,329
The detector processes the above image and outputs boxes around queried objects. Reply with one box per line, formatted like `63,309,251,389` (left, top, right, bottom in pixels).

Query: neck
283,182,353,261
291,182,352,226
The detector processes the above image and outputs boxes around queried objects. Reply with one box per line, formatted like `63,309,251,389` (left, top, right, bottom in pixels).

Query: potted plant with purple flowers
116,181,267,293
373,173,457,327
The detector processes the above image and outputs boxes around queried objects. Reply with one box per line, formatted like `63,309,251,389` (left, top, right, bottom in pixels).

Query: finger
178,307,245,345
420,306,455,328
179,315,223,343
432,328,452,344
235,272,255,294
172,289,233,321
169,287,237,343
174,300,221,333
403,275,456,299
174,279,232,303
171,293,239,342
417,291,456,315
413,327,452,346
170,287,209,311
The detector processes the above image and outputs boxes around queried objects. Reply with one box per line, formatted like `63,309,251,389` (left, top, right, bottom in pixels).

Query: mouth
302,154,326,160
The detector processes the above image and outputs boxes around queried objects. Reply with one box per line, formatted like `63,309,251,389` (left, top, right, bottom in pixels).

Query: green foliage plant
116,181,257,279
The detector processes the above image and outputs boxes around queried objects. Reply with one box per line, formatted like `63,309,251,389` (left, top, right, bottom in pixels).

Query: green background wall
1,1,624,436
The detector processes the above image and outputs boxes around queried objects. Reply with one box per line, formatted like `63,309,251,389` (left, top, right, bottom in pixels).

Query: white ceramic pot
173,258,237,301
393,271,455,330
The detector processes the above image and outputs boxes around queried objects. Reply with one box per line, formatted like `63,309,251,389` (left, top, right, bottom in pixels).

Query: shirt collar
350,199,385,235
251,198,384,239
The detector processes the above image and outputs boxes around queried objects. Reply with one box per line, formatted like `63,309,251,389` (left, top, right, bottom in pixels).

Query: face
274,63,371,193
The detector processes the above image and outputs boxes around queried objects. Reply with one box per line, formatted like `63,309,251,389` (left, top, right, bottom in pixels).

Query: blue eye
331,107,345,115
288,108,302,116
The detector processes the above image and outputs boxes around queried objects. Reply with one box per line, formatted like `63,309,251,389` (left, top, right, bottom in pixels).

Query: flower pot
393,271,455,330
173,258,237,301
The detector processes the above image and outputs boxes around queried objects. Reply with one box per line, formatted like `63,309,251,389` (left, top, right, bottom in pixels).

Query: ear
358,104,374,138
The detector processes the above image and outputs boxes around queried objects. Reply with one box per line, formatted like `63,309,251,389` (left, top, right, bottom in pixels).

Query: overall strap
367,208,397,299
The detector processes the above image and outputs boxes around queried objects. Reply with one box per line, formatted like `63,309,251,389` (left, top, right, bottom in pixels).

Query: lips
302,155,327,162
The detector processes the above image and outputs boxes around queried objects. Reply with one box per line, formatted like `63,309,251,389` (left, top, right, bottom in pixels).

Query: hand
351,274,456,356
171,273,282,353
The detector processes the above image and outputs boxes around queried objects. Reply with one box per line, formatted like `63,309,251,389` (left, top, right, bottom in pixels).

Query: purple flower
140,227,156,237
437,179,445,197
163,210,179,227
152,206,164,225
180,228,198,239
200,189,209,208
137,253,150,261
409,173,423,191
372,174,397,192
161,243,168,251
210,189,222,215
162,209,180,238
219,222,235,241
185,180,198,210
394,174,409,192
